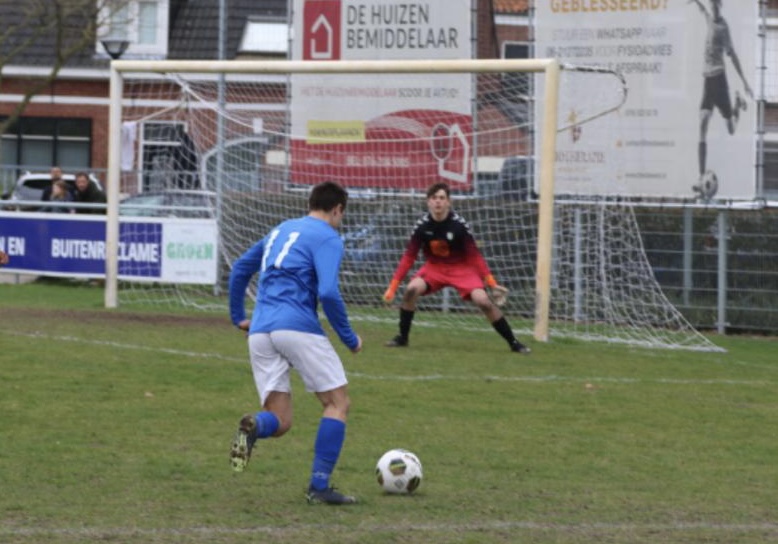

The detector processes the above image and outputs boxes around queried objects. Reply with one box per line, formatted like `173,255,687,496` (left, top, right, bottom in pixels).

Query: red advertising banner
291,0,473,192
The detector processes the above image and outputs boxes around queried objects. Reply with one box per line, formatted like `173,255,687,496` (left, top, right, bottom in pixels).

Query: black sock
491,317,516,345
698,142,706,176
399,308,414,340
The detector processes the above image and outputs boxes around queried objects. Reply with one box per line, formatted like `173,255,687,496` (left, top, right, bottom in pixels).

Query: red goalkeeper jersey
390,211,492,282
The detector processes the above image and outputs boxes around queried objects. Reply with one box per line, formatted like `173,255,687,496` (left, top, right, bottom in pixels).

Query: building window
764,137,778,196
499,41,532,127
502,42,531,97
138,1,159,45
105,2,130,41
764,16,778,197
0,116,91,176
238,17,288,57
766,18,778,102
98,0,169,58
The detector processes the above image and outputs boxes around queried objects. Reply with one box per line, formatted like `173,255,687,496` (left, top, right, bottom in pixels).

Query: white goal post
104,58,721,352
105,58,561,337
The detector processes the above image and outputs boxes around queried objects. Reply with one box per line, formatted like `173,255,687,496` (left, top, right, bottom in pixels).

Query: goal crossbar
109,58,559,75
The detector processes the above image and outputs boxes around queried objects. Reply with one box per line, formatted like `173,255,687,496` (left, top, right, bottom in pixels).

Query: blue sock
255,411,279,439
309,417,346,491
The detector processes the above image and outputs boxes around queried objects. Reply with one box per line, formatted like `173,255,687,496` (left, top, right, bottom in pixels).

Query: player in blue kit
228,181,362,505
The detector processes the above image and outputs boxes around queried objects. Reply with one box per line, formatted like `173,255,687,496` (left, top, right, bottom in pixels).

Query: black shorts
700,72,733,120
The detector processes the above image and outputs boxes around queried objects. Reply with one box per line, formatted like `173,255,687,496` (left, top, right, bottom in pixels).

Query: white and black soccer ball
693,170,719,200
375,448,423,494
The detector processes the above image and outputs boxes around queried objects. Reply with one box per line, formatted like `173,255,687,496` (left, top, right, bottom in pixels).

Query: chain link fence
637,205,778,334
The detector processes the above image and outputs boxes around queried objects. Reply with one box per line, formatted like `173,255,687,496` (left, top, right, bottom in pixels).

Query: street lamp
101,39,130,60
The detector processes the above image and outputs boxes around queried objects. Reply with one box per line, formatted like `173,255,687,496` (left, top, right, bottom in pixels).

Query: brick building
2,0,776,196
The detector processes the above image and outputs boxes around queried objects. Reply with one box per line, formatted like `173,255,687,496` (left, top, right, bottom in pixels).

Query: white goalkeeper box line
104,58,562,341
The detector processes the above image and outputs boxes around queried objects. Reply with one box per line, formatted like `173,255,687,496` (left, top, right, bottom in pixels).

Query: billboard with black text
536,0,758,200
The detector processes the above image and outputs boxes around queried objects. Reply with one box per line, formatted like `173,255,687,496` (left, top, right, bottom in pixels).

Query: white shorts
247,330,348,405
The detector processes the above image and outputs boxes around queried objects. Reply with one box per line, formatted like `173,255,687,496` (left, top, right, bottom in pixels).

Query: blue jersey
229,215,358,350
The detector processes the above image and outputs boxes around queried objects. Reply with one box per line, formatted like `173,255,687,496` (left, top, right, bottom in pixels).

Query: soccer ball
375,449,423,494
693,170,719,200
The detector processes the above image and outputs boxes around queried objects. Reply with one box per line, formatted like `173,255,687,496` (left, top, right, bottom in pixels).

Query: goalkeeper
383,182,530,354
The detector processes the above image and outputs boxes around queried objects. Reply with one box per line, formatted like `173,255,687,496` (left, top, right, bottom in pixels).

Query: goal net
105,59,722,352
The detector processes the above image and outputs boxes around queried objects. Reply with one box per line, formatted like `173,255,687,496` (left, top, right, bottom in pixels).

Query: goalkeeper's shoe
510,340,531,354
230,413,257,472
306,485,357,505
385,335,408,348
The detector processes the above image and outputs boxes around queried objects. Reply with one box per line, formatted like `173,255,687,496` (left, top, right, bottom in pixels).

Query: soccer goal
104,58,722,352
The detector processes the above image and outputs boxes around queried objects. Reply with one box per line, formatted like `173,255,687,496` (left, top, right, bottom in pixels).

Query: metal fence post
716,210,728,335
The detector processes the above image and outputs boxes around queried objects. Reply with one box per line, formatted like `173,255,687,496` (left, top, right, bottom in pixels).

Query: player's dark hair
427,182,450,199
309,181,348,212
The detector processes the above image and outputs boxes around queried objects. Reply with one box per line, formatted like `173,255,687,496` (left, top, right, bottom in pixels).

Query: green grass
1,280,777,543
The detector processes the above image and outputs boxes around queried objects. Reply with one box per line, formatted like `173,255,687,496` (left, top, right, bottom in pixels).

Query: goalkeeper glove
484,275,508,306
383,279,400,303
489,285,509,307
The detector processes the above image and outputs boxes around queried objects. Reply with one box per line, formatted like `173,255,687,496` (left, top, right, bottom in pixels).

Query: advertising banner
290,0,473,191
0,212,218,284
535,0,758,200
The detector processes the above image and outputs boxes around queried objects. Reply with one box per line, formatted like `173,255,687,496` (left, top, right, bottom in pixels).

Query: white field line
2,330,774,387
3,329,246,363
2,521,778,538
349,372,774,386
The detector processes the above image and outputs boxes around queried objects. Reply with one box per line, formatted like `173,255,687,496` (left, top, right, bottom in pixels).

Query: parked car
3,171,103,211
119,190,216,218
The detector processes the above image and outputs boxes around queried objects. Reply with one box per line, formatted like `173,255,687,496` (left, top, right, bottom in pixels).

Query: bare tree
0,0,123,137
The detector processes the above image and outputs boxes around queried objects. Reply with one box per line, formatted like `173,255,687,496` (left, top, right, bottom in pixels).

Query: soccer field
1,280,777,544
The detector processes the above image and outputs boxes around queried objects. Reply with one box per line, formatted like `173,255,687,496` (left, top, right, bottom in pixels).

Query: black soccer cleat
385,335,408,348
510,341,531,354
306,485,357,505
230,413,257,472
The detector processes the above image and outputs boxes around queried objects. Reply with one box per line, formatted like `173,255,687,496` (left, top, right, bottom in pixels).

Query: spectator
42,180,74,213
0,249,8,266
41,166,67,202
73,172,106,214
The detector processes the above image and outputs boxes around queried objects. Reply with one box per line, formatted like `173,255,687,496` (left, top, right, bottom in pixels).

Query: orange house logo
303,0,341,60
